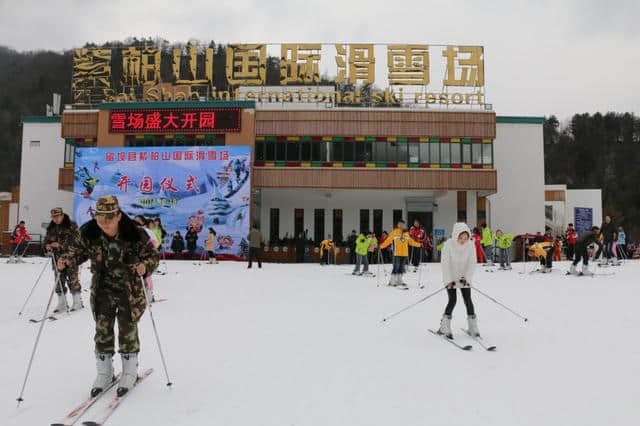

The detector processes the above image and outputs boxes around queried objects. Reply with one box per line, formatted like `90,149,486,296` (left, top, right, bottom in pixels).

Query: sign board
434,228,446,238
72,146,251,257
574,207,593,235
108,108,241,133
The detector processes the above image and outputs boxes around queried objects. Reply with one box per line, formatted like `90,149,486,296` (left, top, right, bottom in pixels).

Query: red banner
108,107,241,133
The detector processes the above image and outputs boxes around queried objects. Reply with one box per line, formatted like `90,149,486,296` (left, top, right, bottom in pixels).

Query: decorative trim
99,101,255,110
22,116,61,123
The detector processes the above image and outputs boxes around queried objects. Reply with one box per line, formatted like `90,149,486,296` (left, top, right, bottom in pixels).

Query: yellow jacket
320,239,334,256
529,242,552,259
379,228,421,257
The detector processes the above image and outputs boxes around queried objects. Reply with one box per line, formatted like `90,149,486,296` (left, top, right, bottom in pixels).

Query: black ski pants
444,287,475,316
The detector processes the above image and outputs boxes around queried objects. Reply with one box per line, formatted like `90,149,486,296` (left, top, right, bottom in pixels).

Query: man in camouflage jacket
58,195,159,397
44,207,83,312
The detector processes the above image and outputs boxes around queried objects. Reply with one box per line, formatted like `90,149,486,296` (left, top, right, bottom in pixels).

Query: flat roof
22,116,61,123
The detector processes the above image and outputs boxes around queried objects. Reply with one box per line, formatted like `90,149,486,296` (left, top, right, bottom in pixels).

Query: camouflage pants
94,291,140,354
56,265,81,295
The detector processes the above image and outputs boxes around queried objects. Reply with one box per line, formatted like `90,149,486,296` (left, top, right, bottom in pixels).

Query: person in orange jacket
379,220,421,288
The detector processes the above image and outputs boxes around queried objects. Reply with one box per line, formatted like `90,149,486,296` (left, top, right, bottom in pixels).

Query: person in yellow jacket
379,220,422,288
528,240,554,273
319,235,334,266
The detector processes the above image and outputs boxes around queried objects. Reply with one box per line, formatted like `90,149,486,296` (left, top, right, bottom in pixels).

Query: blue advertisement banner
73,146,251,257
574,207,593,235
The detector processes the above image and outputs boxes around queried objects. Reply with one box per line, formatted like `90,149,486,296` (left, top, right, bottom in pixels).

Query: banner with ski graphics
73,146,251,257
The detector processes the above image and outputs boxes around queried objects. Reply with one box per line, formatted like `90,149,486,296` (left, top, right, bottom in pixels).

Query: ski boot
437,314,453,339
388,274,398,286
53,293,68,313
70,292,83,311
581,264,594,277
91,353,115,397
540,265,547,274
569,263,578,275
467,315,481,337
117,353,139,397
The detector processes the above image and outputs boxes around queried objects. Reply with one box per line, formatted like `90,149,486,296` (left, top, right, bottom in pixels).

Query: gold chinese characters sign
72,43,485,107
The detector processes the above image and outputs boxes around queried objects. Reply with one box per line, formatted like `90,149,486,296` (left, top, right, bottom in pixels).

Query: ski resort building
13,101,602,259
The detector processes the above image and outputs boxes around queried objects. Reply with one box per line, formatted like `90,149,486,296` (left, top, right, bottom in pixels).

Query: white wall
489,121,546,235
18,122,73,237
566,189,603,229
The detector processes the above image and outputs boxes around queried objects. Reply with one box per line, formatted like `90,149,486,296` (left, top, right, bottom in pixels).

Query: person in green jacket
481,223,494,265
495,229,513,270
352,232,371,275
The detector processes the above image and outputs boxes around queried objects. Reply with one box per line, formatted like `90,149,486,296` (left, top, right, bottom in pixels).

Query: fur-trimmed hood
80,212,149,244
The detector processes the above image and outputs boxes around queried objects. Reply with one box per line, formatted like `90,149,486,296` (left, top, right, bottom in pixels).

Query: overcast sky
1,0,638,119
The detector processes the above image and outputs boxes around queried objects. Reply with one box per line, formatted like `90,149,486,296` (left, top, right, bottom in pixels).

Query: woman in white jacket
438,222,480,339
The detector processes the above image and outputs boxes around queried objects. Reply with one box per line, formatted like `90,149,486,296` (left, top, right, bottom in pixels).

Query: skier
347,230,358,264
409,219,425,272
379,220,422,288
553,236,562,261
569,226,601,276
379,231,390,263
599,215,616,266
616,226,626,261
57,196,159,397
352,232,371,275
319,235,334,266
565,223,577,260
185,226,198,260
171,231,185,258
44,208,83,312
10,220,31,262
204,227,218,264
494,229,513,270
481,223,494,265
437,223,479,339
528,240,554,273
247,224,263,268
367,232,378,265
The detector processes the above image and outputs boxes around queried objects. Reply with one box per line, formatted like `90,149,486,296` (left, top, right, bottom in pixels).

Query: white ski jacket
441,223,477,288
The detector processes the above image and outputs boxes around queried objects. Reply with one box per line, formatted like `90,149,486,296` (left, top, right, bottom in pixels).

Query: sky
0,0,638,120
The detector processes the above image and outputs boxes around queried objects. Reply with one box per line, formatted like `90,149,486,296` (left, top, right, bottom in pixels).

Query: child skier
494,229,513,270
204,228,218,264
379,220,421,288
437,223,479,339
569,226,601,276
10,221,31,262
352,232,371,275
529,240,554,273
319,235,334,266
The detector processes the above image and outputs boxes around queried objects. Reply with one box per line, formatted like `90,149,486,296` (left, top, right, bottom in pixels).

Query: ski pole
472,286,529,322
381,287,446,323
18,253,53,316
139,275,173,387
16,258,62,407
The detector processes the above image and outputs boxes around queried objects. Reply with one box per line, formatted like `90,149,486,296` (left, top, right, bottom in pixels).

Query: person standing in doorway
247,224,263,268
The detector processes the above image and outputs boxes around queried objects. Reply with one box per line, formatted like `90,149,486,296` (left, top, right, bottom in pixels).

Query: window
409,143,420,163
420,143,430,163
430,143,439,164
451,143,461,164
29,140,40,148
472,142,482,165
266,141,275,161
462,143,471,164
387,142,397,163
373,209,383,237
360,209,370,234
301,141,311,161
397,141,408,163
275,140,286,161
332,141,344,161
482,144,493,166
255,141,265,161
286,140,299,161
393,209,403,226
373,141,386,162
355,142,365,162
294,209,304,239
333,209,343,243
63,141,75,164
269,208,280,244
314,209,325,243
312,140,326,162
440,142,451,164
344,140,355,162
457,191,467,222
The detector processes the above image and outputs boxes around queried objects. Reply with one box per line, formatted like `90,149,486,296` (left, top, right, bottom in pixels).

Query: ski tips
462,345,473,351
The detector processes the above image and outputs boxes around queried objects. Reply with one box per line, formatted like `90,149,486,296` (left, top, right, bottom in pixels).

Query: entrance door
407,211,433,234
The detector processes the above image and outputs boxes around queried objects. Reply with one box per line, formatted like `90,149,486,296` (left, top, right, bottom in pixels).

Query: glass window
472,143,482,164
440,142,451,164
373,141,386,162
360,209,370,234
286,140,299,161
373,209,383,238
314,209,325,243
255,141,265,161
409,143,420,163
344,141,354,162
451,143,461,164
397,141,408,163
419,143,430,163
482,144,493,165
312,140,326,162
332,141,344,162
364,142,373,162
430,143,439,164
266,141,275,161
269,208,280,244
64,141,75,164
333,209,343,243
462,143,471,164
355,142,365,162
275,141,286,161
387,142,398,163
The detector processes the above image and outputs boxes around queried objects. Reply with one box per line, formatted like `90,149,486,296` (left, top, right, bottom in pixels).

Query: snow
2,258,639,426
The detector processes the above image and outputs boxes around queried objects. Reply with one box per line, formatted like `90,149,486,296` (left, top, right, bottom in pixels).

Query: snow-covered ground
2,258,639,426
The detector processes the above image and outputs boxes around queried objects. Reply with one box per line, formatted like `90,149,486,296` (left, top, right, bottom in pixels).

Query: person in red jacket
10,221,31,262
553,236,562,261
472,227,485,263
409,219,425,272
565,223,577,260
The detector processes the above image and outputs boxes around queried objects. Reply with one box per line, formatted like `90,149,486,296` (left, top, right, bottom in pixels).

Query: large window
333,209,343,243
373,141,386,162
472,142,482,165
440,142,451,164
275,140,286,161
255,141,265,161
266,141,275,161
387,142,398,163
343,140,355,162
462,143,471,164
396,141,408,163
430,143,439,164
360,209,370,234
287,140,299,161
451,143,461,165
294,209,304,239
373,209,383,237
314,209,325,243
301,140,311,161
64,141,75,165
482,144,493,166
312,140,326,162
269,208,280,244
332,141,343,162
420,143,430,164
408,143,420,163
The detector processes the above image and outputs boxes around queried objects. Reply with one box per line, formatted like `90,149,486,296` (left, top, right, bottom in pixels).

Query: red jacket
473,232,485,263
11,225,31,244
566,228,577,244
409,226,425,242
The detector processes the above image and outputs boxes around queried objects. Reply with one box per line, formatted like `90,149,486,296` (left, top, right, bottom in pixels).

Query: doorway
407,211,433,234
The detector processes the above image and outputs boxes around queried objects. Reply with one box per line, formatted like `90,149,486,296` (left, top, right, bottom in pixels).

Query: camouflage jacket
61,213,159,322
43,214,80,252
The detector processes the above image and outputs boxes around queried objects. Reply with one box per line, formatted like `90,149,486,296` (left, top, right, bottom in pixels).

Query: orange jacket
379,228,421,257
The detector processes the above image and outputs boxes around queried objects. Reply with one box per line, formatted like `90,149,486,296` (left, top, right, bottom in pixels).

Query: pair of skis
428,329,497,351
29,307,84,323
51,368,153,426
